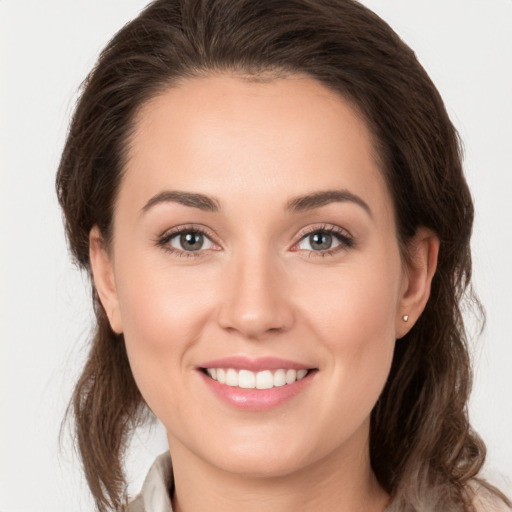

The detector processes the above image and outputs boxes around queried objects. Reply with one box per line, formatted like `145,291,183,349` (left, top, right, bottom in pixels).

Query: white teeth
205,367,310,389
238,369,255,389
285,369,297,384
256,370,273,389
226,368,238,387
297,369,308,380
273,369,286,387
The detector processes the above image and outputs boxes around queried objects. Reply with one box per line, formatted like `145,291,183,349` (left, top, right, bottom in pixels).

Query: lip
198,356,317,411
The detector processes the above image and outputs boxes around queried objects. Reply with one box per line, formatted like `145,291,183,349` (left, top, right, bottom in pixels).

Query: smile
205,368,309,389
198,357,316,410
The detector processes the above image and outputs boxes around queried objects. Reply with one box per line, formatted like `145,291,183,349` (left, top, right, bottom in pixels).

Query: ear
89,226,123,334
396,227,439,339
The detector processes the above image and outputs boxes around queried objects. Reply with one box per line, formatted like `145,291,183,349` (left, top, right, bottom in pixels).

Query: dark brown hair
56,1,511,510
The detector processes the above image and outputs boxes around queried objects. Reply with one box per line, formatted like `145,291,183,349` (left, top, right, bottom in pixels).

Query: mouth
201,367,312,390
197,357,317,410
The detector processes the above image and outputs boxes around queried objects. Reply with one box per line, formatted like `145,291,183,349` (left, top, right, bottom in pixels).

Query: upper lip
199,356,313,372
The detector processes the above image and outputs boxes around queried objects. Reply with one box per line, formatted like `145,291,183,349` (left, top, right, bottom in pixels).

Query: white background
1,1,511,511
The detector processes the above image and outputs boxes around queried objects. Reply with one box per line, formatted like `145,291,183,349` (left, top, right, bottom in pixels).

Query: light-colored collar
126,452,174,512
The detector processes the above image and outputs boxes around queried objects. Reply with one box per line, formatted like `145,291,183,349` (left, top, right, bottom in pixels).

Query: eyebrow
141,188,372,218
141,190,220,213
286,190,373,218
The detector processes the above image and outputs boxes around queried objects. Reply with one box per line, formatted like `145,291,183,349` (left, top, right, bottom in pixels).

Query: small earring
402,315,409,322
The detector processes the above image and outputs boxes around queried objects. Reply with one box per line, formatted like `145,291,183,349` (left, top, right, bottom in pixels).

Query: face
91,75,434,479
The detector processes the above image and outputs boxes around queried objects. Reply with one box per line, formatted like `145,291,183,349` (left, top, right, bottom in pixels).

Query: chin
201,433,325,479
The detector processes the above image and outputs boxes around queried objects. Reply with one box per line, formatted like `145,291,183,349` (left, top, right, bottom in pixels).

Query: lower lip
199,370,315,411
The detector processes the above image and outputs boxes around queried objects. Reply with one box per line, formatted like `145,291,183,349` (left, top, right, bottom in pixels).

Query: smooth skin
90,75,439,512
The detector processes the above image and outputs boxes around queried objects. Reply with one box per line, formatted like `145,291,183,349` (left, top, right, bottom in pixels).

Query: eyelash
157,224,218,258
293,224,354,258
156,224,354,259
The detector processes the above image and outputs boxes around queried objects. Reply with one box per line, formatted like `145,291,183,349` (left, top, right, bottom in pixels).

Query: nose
217,249,295,340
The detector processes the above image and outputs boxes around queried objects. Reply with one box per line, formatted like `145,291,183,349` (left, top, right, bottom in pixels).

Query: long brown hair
56,1,511,510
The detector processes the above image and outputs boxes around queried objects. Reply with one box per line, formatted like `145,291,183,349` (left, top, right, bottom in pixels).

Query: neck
168,425,389,512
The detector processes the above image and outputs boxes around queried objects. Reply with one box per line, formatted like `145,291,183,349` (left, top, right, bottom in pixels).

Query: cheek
298,254,402,347
113,254,218,404
294,252,401,420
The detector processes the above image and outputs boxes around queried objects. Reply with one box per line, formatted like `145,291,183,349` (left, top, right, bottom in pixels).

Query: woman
56,0,511,511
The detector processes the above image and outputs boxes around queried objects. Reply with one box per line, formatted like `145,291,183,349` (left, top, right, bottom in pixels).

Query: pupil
310,232,332,250
180,232,203,251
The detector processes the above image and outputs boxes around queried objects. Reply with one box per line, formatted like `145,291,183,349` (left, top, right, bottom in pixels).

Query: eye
299,232,340,251
157,226,218,256
168,230,215,252
293,226,353,255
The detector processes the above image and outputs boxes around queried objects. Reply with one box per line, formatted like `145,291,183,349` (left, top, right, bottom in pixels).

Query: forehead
121,74,392,221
